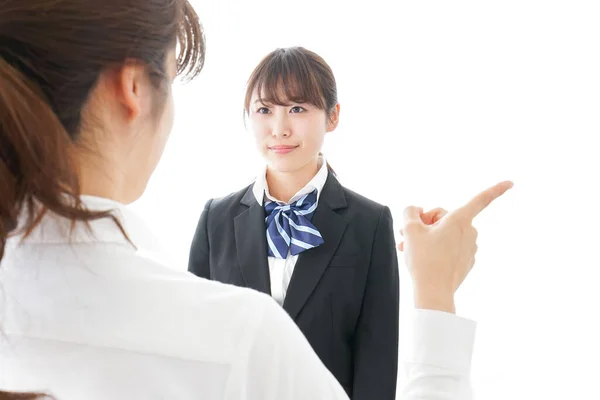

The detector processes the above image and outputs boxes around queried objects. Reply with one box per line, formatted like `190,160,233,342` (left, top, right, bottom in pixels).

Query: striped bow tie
264,190,324,259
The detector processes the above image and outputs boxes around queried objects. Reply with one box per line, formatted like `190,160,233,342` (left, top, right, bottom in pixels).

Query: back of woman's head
0,3,204,395
0,0,205,264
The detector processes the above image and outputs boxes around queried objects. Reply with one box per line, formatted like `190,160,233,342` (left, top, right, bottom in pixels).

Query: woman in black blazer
188,46,399,399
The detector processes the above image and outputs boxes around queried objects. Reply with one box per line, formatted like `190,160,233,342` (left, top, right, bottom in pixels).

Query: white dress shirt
252,157,329,306
0,196,346,400
0,195,476,400
402,310,475,400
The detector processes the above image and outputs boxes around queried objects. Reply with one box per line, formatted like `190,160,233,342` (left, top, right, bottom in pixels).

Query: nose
272,112,291,138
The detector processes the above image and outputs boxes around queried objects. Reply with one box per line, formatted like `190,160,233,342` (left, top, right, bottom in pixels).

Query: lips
269,145,298,154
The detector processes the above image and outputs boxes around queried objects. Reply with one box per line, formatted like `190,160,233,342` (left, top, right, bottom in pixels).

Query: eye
290,106,306,114
257,107,271,114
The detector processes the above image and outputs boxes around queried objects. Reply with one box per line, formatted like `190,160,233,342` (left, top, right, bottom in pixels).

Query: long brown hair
243,47,339,175
0,0,205,397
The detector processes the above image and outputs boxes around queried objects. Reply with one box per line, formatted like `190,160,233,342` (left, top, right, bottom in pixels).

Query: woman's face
248,88,339,173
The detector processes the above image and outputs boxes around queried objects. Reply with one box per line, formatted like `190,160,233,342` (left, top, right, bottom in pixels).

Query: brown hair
0,0,205,397
244,47,337,118
243,47,339,175
0,393,52,400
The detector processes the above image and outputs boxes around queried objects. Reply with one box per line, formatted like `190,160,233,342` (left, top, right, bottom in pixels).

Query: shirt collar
15,195,161,255
252,155,329,205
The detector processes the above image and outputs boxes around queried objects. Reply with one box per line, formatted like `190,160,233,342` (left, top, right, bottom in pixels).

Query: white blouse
251,156,329,305
0,196,475,399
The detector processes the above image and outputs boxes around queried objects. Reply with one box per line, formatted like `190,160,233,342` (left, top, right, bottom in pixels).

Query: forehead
250,78,320,107
251,87,292,103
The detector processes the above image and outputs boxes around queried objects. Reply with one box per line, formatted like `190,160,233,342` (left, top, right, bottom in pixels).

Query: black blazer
188,173,399,399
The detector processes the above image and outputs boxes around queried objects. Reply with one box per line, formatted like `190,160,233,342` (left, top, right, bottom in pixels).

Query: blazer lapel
234,185,271,295
283,174,348,320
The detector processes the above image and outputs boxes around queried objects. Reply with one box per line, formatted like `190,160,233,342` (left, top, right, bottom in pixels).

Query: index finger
457,180,513,220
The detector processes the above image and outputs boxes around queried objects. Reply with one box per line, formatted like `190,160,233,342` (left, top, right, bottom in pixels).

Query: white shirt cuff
406,309,477,373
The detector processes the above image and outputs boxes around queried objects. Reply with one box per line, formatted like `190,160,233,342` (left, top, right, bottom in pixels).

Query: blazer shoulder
340,185,389,217
208,182,255,214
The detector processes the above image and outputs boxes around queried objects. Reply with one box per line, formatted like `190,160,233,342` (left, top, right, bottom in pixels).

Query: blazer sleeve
352,206,400,400
188,199,213,279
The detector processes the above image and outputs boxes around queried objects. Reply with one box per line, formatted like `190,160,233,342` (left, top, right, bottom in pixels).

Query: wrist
414,286,456,314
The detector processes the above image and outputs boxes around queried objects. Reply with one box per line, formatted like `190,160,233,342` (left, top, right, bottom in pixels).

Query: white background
130,1,600,398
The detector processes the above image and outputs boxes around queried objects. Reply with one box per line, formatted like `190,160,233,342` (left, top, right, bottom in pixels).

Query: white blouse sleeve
225,294,349,400
401,309,477,400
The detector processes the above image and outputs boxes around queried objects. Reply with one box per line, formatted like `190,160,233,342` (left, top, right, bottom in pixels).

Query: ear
326,103,341,132
115,60,151,121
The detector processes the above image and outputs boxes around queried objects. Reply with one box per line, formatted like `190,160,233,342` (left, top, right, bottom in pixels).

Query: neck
266,157,320,203
74,147,136,204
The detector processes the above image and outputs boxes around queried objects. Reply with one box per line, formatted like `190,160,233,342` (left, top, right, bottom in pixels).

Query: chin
270,150,321,172
266,157,297,173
